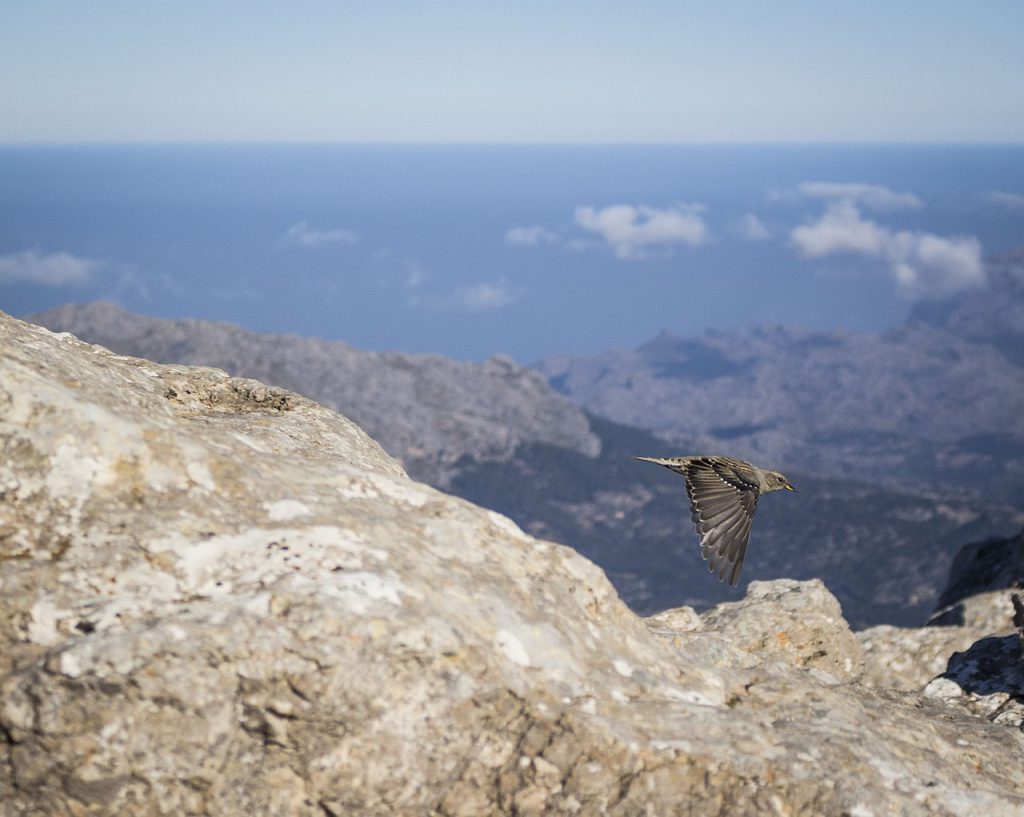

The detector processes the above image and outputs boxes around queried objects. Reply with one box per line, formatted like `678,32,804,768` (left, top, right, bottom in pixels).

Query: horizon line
2,139,1024,149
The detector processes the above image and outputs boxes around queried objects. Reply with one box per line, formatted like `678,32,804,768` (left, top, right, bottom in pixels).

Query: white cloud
737,213,771,241
284,221,359,248
452,281,513,311
0,249,100,286
984,190,1024,210
791,201,889,257
574,203,708,259
791,202,984,300
505,226,560,246
797,182,922,210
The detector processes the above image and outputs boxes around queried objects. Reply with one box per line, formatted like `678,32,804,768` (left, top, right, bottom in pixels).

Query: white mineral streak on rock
2,310,1024,816
366,471,431,508
147,526,380,596
264,498,311,521
27,598,64,646
185,459,217,492
496,629,531,667
613,659,633,677
319,571,404,614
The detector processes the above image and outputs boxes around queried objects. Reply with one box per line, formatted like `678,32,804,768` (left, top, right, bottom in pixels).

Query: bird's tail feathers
634,455,683,468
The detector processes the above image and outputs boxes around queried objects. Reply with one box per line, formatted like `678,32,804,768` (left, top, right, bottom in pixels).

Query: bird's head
764,470,797,493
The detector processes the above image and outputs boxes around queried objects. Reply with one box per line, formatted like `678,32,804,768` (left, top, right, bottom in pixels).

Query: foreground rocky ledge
2,310,1023,817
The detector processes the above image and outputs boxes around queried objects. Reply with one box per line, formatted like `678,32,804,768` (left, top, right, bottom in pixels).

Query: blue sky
2,1,1024,144
3,144,1023,360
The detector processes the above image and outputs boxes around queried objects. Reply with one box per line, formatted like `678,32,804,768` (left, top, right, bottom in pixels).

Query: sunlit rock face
3,310,1024,817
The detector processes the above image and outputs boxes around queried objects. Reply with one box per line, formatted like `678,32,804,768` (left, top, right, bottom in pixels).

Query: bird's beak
784,482,797,492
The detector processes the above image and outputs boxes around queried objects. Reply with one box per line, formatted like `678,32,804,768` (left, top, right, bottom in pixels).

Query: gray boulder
3,310,1024,816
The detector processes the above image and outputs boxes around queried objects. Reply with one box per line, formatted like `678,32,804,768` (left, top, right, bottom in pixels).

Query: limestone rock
929,529,1024,631
3,309,1024,817
922,594,1024,729
28,301,601,486
699,579,864,682
930,589,1024,632
860,531,1024,693
858,624,988,691
923,634,1024,728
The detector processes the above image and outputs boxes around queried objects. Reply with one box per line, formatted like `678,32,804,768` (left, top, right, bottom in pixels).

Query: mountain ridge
537,255,1024,505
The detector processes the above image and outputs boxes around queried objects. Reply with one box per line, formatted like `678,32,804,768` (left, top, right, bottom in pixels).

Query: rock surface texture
27,301,600,487
929,529,1024,631
3,310,1024,816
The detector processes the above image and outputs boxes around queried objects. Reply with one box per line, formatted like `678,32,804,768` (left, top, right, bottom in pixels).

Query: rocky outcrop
4,310,1024,816
698,579,864,682
858,624,988,691
923,595,1024,729
28,301,600,486
859,531,1024,696
929,529,1024,631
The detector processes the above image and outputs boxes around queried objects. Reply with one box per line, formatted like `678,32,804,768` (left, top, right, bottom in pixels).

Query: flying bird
635,455,796,587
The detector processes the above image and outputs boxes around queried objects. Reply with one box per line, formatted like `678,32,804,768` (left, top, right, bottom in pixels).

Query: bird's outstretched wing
681,457,760,586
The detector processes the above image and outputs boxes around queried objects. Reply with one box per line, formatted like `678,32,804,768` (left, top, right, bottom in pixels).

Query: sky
3,143,1023,361
2,1,1024,144
2,5,1023,361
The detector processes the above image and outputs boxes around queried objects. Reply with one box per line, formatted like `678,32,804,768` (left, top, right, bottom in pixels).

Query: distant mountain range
26,256,1024,628
537,250,1024,507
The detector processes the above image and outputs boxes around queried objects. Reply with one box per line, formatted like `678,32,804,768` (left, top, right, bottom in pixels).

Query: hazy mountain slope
537,265,1024,505
910,248,1024,366
30,301,599,486
451,415,1024,628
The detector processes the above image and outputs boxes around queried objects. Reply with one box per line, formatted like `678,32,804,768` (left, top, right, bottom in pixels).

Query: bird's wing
682,457,760,586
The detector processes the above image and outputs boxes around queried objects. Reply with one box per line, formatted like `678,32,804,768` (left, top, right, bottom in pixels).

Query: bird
634,455,796,587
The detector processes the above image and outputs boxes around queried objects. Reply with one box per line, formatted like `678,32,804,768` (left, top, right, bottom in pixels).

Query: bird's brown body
635,455,795,586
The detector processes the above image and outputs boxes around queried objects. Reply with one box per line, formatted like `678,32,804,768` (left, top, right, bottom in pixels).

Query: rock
4,309,1024,816
923,634,1024,728
861,531,1024,693
930,589,1024,632
644,605,703,635
922,594,1024,729
27,303,1024,630
858,624,988,691
27,301,601,487
699,579,864,682
929,529,1024,631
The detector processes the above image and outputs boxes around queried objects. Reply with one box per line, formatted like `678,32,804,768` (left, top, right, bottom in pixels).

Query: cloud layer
505,226,560,247
797,182,922,210
791,200,983,300
452,281,513,311
738,213,771,241
984,190,1024,210
0,250,99,286
573,204,707,259
284,221,359,248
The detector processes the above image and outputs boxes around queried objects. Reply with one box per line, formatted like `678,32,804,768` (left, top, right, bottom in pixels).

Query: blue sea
1,144,1022,361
